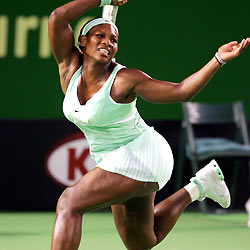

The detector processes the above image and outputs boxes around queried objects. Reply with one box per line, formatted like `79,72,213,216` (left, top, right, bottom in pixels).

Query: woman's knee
126,237,156,250
136,237,156,250
56,186,83,216
120,226,156,250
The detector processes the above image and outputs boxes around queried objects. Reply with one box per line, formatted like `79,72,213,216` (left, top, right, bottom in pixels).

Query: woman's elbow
178,92,196,102
173,84,191,102
181,94,193,102
49,8,67,25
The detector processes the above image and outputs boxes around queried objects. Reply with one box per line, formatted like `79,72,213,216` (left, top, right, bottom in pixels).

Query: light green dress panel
63,64,173,189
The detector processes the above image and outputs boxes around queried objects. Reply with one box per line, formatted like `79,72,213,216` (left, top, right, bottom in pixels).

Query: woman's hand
218,37,250,62
111,0,128,6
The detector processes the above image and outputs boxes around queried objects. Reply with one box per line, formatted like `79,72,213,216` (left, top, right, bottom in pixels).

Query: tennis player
48,0,250,249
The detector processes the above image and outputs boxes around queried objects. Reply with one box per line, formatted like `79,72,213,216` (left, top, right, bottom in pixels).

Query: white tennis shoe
191,159,231,208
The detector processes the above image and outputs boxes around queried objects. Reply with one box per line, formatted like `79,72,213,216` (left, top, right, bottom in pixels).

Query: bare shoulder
111,66,152,103
115,67,152,93
58,47,82,94
117,67,151,83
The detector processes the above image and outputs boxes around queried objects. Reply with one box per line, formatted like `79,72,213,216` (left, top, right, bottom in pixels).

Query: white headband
81,18,118,36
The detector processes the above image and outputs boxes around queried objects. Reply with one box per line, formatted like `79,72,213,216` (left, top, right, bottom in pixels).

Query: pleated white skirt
98,127,174,190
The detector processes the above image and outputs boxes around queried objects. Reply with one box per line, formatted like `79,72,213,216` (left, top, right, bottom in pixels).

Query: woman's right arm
48,0,101,65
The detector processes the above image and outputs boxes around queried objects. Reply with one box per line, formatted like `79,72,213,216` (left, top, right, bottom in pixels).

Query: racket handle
102,5,119,23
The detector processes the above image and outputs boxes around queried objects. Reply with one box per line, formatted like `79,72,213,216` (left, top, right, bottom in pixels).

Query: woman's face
81,24,118,63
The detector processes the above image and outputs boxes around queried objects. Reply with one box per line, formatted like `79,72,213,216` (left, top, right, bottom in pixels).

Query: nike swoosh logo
74,110,79,112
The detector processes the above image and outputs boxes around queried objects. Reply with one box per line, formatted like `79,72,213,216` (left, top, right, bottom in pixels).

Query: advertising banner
1,0,250,120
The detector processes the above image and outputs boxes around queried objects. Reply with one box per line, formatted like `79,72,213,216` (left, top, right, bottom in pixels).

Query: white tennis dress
63,63,173,189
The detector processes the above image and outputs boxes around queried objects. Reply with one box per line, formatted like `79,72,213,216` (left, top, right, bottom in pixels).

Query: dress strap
66,66,82,93
106,63,126,92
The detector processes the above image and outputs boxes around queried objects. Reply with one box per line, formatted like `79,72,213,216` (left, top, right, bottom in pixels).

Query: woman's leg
112,188,191,250
112,161,231,249
153,188,191,244
153,159,231,244
51,167,158,250
112,193,157,250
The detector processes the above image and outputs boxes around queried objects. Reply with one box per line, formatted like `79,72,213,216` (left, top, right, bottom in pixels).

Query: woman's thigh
111,193,157,250
59,167,158,213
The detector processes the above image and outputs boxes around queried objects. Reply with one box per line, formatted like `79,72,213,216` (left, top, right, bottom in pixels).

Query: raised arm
48,0,126,64
132,38,250,103
48,0,101,65
48,0,126,93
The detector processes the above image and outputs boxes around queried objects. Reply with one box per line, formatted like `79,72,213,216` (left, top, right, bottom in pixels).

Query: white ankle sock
184,182,200,202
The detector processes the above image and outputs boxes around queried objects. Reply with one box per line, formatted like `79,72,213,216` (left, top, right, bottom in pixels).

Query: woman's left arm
132,38,250,103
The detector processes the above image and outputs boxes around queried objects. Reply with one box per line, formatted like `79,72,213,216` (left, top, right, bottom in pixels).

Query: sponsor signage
46,133,96,187
0,15,93,59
